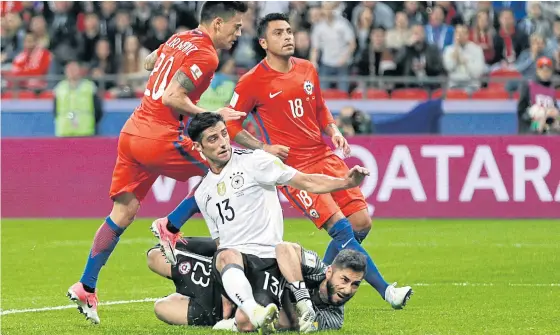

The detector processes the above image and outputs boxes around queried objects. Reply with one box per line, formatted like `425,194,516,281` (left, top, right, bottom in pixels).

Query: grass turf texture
1,219,559,334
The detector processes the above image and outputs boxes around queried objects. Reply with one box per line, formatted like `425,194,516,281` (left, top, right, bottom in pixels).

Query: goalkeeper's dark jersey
300,247,345,330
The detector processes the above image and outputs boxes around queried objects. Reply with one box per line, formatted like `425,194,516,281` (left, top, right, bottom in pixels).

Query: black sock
166,220,180,234
82,283,96,293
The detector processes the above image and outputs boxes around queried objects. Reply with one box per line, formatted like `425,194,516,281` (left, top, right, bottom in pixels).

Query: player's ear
326,265,333,280
193,141,203,153
213,17,224,32
258,37,267,50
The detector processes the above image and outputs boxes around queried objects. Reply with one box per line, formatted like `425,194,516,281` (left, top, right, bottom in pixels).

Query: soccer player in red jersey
226,13,413,309
67,2,248,324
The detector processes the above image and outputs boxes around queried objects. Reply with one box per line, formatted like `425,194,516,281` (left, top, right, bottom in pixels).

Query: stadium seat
38,90,54,99
322,89,348,99
471,89,510,99
2,91,37,99
488,69,522,89
556,90,560,99
432,89,469,100
351,88,389,99
390,88,429,100
512,92,520,100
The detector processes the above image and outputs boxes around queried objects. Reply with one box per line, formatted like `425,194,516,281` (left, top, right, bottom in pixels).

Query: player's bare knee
348,210,372,232
147,249,170,278
111,193,141,227
235,309,255,332
154,294,188,325
216,249,243,272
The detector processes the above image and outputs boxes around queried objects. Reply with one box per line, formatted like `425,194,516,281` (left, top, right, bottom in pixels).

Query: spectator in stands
79,13,101,64
294,30,311,60
29,15,49,49
97,1,116,36
143,14,171,51
111,10,135,59
0,12,25,65
49,1,80,68
470,10,500,65
547,17,560,54
435,1,463,26
288,1,311,32
306,6,323,28
132,2,152,38
425,5,455,51
455,1,481,28
355,27,397,81
404,1,427,26
113,35,150,94
89,38,116,90
513,33,554,80
386,12,411,50
518,3,552,40
352,1,395,30
336,106,373,136
53,61,103,137
496,9,529,66
11,32,51,91
540,3,560,23
354,6,374,56
517,56,559,134
198,57,236,111
395,24,444,89
158,2,198,32
443,24,485,93
232,6,259,69
310,2,356,92
492,1,527,22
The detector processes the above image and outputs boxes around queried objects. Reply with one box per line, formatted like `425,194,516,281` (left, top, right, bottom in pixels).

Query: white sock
221,266,259,317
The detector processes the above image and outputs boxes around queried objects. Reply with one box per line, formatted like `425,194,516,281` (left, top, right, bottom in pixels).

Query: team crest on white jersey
230,172,245,189
303,80,314,95
217,182,226,196
178,261,192,275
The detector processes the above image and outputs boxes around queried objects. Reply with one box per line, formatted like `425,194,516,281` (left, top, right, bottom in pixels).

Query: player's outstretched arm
287,166,369,194
162,71,207,116
233,130,290,160
144,50,159,71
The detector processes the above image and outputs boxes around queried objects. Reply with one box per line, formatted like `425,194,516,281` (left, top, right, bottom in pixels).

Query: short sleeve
179,49,218,90
226,75,255,139
245,150,297,186
194,189,219,240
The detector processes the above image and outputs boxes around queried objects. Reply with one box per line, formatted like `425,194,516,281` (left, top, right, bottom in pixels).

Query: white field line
0,297,158,316
3,282,560,316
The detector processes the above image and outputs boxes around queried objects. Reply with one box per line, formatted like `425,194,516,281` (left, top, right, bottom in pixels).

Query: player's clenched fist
264,144,290,160
346,165,370,188
214,107,246,121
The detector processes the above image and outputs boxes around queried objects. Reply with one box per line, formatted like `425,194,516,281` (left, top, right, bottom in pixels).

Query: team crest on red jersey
303,81,314,95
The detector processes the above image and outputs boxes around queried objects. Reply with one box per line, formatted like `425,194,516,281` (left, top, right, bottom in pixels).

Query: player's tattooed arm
323,123,341,137
173,70,196,92
234,130,264,150
161,70,206,115
144,50,159,71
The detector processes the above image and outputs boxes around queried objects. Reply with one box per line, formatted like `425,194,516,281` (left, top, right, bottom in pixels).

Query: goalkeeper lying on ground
147,237,366,332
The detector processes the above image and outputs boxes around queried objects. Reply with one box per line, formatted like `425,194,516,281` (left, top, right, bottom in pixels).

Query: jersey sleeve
178,49,218,90
300,247,328,281
312,66,335,131
244,150,297,186
194,190,220,240
316,306,344,330
226,75,256,139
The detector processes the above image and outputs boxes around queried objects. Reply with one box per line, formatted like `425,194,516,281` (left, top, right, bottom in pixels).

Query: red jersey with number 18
227,57,335,169
121,30,219,142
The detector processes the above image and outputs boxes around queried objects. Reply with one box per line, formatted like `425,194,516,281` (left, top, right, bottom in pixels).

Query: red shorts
279,154,367,228
109,133,207,201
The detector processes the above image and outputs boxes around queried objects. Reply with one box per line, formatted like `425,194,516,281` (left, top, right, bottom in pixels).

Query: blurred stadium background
1,1,559,334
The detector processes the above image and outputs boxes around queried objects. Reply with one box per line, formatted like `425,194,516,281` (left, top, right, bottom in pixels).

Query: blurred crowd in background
1,1,560,136
2,1,559,93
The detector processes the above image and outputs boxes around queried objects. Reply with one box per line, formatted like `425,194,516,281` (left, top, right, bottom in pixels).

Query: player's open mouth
284,44,294,48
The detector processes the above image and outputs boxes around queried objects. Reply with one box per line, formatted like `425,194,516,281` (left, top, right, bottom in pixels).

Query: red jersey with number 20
122,30,219,142
227,58,335,169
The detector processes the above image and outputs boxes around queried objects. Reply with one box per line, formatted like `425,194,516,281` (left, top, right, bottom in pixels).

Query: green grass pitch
1,218,559,334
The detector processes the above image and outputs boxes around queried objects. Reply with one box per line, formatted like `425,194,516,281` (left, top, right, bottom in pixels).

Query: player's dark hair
187,112,225,142
199,1,248,24
332,249,367,274
257,13,290,38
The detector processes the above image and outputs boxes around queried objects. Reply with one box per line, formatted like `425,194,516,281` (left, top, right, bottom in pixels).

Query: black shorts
149,237,223,326
212,249,285,308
